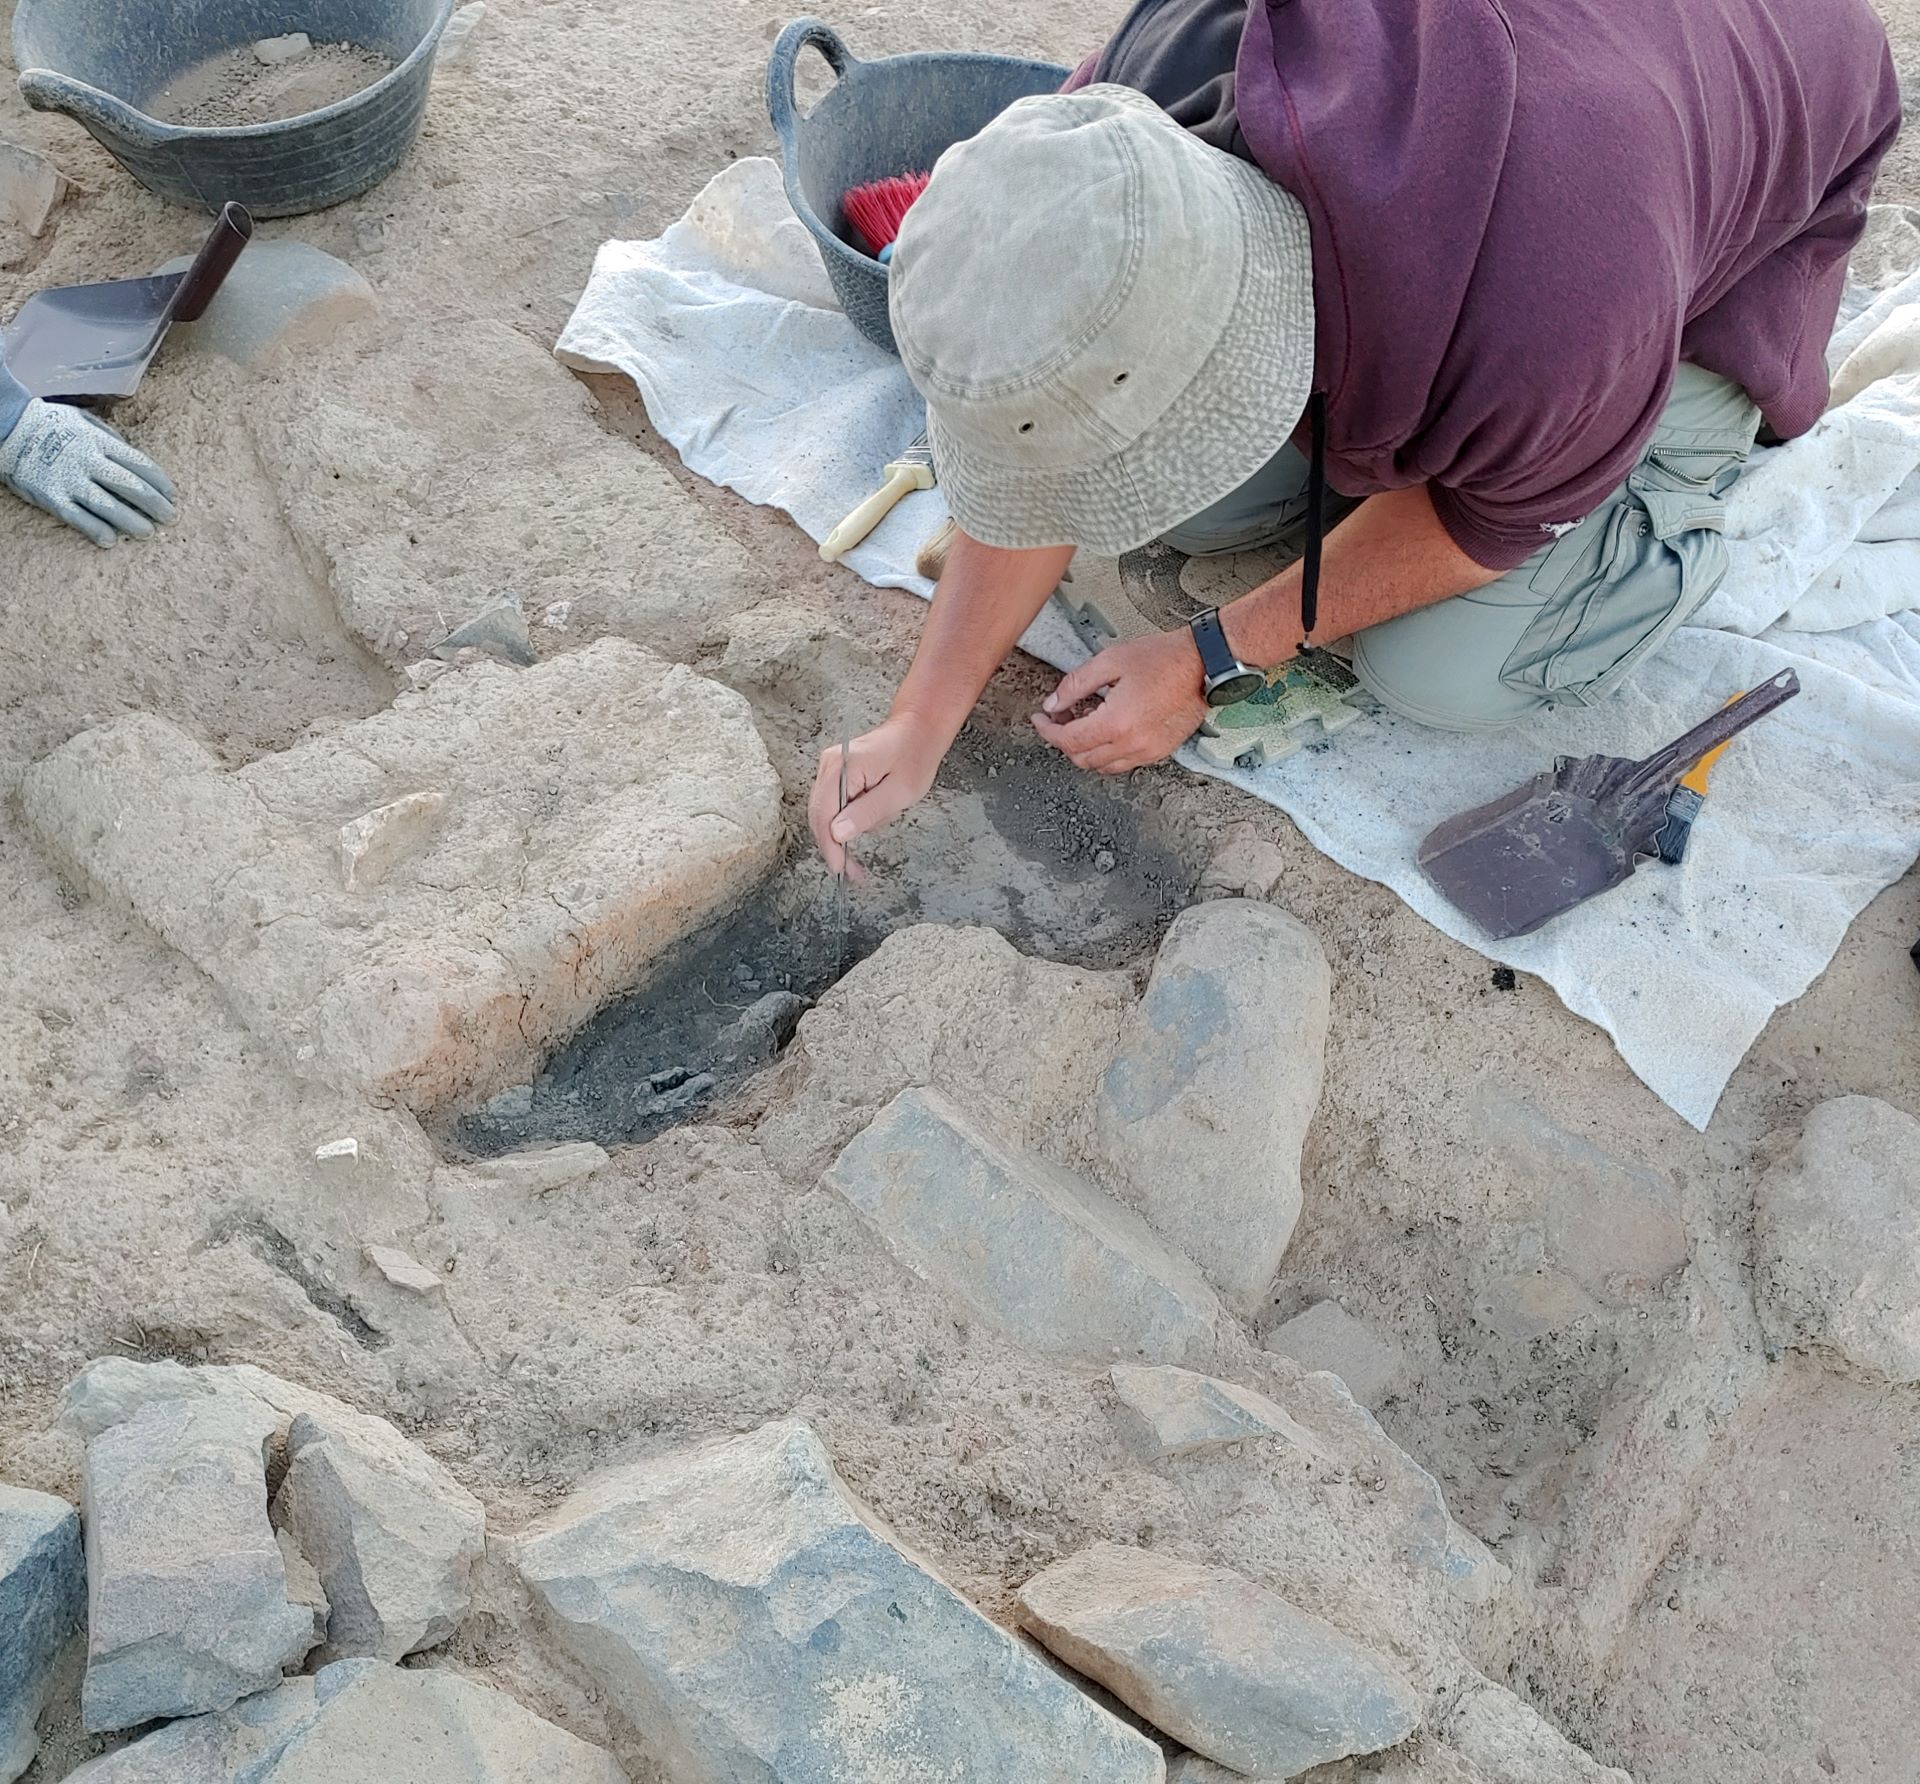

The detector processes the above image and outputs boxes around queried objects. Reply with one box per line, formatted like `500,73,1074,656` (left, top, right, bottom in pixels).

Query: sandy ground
0,2,1916,1780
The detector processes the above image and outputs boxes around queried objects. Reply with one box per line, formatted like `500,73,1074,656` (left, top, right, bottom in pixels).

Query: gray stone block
1109,1364,1326,1462
516,1419,1167,1783
1,1485,85,1784
82,1395,316,1731
1443,1681,1633,1783
62,1658,627,1782
1753,1095,1920,1382
1264,1302,1409,1407
273,1407,485,1662
1016,1542,1421,1777
167,241,379,372
1095,899,1331,1315
824,1087,1219,1364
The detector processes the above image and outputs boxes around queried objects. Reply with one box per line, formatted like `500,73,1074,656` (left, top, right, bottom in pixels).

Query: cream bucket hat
888,83,1315,556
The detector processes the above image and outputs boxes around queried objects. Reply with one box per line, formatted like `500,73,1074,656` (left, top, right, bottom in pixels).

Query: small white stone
437,3,488,67
253,32,313,64
0,140,68,238
314,1137,360,1168
338,790,445,891
363,1245,442,1296
541,599,573,630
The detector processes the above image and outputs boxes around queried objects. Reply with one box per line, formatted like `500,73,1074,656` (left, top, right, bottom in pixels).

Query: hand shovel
1,202,253,404
1418,669,1800,939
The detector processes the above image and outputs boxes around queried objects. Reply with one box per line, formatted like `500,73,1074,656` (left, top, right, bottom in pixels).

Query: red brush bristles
842,170,932,259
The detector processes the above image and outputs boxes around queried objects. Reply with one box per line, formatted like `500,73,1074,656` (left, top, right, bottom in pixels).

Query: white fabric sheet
558,158,1920,1129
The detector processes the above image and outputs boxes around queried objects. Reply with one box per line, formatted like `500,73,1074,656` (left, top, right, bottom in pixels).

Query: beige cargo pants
1160,364,1762,730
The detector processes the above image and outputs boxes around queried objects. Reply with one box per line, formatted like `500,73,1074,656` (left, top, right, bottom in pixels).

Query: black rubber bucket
767,19,1068,356
12,0,453,218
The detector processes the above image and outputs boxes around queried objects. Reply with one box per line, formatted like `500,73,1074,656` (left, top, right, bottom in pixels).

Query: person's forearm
1221,484,1502,666
891,527,1076,741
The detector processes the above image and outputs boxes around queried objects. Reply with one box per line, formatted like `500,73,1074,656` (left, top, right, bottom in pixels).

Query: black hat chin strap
1300,390,1326,649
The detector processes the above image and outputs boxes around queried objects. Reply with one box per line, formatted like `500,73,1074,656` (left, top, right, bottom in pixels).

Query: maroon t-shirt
1072,0,1901,569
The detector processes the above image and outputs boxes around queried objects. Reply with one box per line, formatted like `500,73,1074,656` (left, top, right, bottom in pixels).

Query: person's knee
1350,620,1551,732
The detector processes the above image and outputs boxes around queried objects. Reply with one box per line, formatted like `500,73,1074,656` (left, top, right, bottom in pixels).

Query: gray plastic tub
12,0,454,218
767,19,1068,355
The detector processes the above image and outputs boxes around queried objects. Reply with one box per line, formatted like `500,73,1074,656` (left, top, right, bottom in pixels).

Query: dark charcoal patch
446,719,1200,1159
221,1217,388,1350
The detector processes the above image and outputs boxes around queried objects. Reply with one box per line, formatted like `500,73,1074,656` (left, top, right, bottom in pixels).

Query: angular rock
364,1243,442,1294
273,1407,485,1662
516,1419,1165,1782
20,642,782,1110
339,790,445,890
276,1528,331,1647
82,1395,315,1731
825,1087,1219,1363
434,593,536,667
1195,821,1288,901
436,2,488,66
1,1485,85,1784
254,31,312,62
1096,900,1331,1315
1753,1095,1920,1382
167,240,378,371
0,140,67,238
1280,1370,1507,1608
1444,1681,1632,1783
62,1658,626,1782
1016,1543,1421,1777
1265,1302,1408,1406
757,923,1132,1184
1110,1363,1325,1462
468,1141,610,1194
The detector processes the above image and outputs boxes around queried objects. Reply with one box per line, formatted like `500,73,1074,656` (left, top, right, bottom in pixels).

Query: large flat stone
62,1658,627,1782
516,1419,1166,1783
164,241,378,371
1,1485,85,1784
273,1408,486,1662
19,640,781,1110
1753,1095,1920,1382
250,318,769,667
824,1087,1219,1364
1095,900,1331,1315
1016,1543,1421,1776
82,1395,315,1731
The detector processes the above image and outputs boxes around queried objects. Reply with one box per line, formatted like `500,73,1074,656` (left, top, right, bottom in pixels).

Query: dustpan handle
166,203,254,324
1627,669,1800,796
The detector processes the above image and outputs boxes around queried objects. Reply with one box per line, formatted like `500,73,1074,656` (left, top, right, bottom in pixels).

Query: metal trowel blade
1417,773,1638,940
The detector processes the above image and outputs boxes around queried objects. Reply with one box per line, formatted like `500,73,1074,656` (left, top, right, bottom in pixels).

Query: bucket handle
767,19,859,152
16,68,172,147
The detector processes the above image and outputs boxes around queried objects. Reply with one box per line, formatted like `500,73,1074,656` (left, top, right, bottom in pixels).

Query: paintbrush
820,433,935,564
1653,696,1742,864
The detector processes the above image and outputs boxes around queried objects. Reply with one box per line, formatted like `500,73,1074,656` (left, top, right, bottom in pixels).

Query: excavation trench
445,721,1199,1157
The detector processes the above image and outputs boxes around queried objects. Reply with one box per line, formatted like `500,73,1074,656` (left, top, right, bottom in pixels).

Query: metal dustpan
1419,669,1800,940
1,202,252,403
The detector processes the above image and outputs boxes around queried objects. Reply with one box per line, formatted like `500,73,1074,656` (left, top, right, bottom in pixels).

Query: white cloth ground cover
557,158,1920,1129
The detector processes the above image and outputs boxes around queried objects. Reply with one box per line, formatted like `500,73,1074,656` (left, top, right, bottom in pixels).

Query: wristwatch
1189,608,1266,708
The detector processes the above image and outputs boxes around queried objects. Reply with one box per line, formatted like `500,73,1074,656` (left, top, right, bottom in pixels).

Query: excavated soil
2,2,1917,1780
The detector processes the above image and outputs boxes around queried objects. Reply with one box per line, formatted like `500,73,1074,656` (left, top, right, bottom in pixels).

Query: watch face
1205,668,1267,709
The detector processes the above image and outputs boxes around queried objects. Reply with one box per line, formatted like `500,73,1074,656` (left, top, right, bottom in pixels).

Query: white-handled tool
820,432,934,563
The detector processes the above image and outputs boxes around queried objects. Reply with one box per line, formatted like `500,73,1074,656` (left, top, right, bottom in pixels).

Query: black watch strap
1190,607,1239,682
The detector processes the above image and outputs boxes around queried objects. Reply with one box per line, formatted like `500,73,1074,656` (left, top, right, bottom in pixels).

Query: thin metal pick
833,733,853,978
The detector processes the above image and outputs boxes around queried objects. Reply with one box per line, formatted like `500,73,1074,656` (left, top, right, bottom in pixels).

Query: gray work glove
0,397,178,547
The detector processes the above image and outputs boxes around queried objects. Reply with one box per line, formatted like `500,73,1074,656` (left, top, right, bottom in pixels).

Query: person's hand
1031,629,1211,773
809,712,948,878
0,398,178,548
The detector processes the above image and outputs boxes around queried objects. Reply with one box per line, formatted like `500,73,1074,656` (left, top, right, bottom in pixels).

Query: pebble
252,32,312,64
0,140,67,239
363,1244,442,1295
